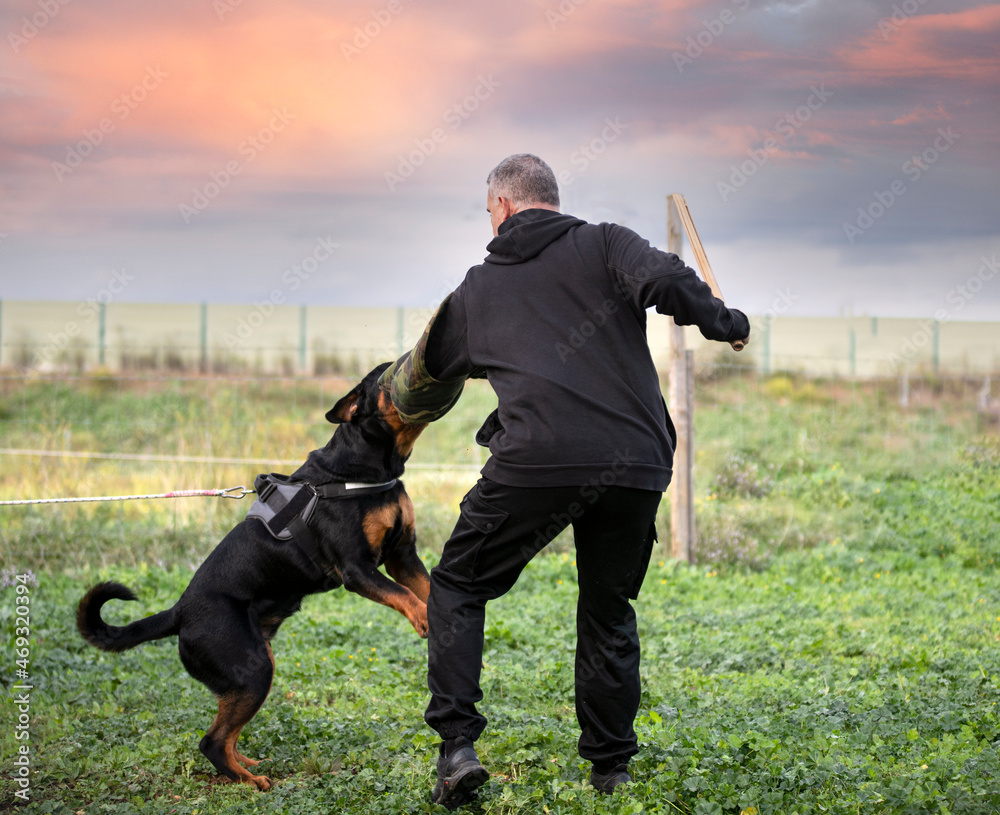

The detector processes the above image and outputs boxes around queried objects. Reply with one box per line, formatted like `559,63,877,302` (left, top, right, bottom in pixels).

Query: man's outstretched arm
604,223,750,347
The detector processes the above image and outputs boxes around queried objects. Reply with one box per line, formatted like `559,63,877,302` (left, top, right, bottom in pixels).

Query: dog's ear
326,391,359,424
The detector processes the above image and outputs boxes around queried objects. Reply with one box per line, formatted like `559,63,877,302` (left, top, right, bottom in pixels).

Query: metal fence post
933,320,940,374
849,327,856,377
762,314,771,376
98,301,106,367
299,304,307,373
200,303,208,374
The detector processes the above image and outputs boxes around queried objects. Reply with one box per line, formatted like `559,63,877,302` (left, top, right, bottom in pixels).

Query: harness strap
266,485,317,538
285,514,338,583
248,474,399,584
314,480,397,499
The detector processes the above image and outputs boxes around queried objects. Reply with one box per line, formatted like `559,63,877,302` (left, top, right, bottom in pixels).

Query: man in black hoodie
400,154,749,808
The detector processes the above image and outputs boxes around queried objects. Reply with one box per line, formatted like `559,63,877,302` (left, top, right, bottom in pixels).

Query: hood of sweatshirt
484,209,586,265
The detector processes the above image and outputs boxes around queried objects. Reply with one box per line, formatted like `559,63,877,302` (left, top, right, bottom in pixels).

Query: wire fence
1,359,997,571
2,300,999,378
1,362,994,489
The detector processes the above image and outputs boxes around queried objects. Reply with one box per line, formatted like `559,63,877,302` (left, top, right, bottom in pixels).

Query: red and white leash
0,486,255,507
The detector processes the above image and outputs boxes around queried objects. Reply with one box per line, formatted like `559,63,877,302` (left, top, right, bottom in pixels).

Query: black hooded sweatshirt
425,209,750,492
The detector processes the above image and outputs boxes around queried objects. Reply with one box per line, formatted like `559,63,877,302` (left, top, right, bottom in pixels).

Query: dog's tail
77,581,181,652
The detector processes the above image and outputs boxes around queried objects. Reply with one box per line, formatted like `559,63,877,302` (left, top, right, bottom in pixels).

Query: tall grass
0,367,992,574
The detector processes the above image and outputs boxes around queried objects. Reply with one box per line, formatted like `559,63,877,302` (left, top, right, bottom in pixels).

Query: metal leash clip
219,486,256,499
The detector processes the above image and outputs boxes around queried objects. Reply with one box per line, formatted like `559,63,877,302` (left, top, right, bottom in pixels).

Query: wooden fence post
667,195,695,563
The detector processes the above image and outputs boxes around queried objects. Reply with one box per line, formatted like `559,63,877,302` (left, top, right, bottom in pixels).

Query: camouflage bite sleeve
378,295,470,424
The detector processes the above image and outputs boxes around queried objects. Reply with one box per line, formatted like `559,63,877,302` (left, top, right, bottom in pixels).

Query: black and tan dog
76,363,430,791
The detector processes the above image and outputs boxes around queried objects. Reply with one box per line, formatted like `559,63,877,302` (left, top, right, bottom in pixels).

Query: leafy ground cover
1,536,998,814
1,370,998,812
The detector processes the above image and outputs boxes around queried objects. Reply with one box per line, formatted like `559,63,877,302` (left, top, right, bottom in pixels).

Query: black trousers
424,477,661,766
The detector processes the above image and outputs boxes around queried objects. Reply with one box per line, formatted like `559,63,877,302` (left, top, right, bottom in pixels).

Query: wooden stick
669,193,744,350
669,193,724,300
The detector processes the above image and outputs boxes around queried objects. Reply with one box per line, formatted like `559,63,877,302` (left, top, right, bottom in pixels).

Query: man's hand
731,337,749,351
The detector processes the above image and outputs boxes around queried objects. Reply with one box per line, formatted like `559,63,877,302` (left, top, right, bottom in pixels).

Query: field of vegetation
1,367,998,814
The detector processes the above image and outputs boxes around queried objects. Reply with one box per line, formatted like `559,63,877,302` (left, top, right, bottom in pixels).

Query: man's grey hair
486,154,560,209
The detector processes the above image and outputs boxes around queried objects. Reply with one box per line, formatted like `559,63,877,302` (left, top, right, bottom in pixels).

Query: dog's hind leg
232,642,274,769
234,750,263,768
201,687,273,790
180,613,275,790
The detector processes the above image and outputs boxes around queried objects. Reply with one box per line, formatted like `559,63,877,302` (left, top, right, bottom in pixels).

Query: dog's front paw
411,603,429,638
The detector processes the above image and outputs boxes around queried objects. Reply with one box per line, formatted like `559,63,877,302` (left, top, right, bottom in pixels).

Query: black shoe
431,739,489,810
590,763,631,794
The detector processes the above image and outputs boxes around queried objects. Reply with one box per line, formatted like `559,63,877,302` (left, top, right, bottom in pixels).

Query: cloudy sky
1,0,998,319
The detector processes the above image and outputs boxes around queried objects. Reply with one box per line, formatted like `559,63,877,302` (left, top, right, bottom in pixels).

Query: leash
0,486,255,507
0,476,398,507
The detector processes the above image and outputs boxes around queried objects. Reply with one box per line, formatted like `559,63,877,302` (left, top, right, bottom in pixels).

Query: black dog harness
246,473,397,582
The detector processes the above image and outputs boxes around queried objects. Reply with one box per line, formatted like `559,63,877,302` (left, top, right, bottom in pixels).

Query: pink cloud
7,3,509,180
837,4,1000,83
889,103,951,127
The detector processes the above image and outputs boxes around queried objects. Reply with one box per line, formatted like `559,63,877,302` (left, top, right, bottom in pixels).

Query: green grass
1,369,999,813
0,369,987,571
0,374,500,572
2,546,999,814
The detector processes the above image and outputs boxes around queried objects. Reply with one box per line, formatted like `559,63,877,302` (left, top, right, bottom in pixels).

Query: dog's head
326,363,427,460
